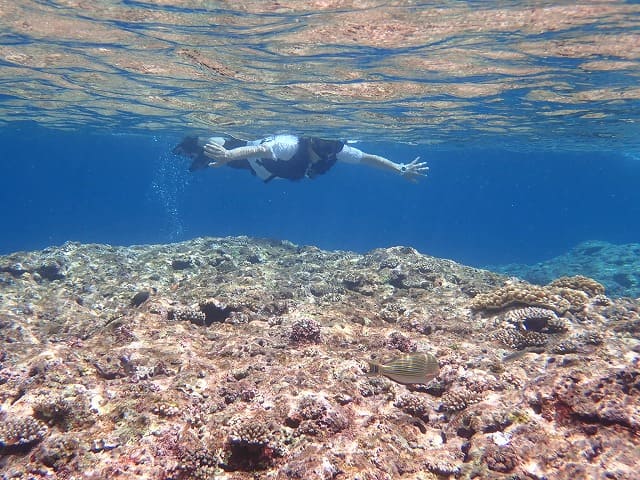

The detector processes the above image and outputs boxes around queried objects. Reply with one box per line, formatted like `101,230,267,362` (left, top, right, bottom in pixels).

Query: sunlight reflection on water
0,1,638,149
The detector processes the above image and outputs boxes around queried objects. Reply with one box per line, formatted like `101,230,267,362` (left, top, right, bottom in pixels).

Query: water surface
1,1,638,149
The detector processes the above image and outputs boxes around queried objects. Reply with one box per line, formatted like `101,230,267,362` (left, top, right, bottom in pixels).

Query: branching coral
440,388,483,412
424,448,464,476
169,298,234,326
174,447,220,480
394,394,430,421
33,395,74,430
359,376,393,397
592,294,611,306
35,434,80,470
222,418,282,472
548,339,579,354
579,331,604,345
229,422,272,446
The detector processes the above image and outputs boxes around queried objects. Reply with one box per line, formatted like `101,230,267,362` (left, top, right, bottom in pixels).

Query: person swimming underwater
173,134,428,182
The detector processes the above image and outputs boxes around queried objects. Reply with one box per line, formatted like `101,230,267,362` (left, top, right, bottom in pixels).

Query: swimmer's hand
399,157,429,182
204,141,231,167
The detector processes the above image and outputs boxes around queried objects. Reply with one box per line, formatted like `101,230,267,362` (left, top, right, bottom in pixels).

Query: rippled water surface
1,1,639,149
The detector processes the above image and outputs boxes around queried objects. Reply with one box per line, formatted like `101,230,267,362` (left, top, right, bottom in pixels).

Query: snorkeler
173,134,428,182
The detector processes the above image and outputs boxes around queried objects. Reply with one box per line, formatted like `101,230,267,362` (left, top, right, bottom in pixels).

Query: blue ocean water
1,123,639,267
1,2,640,272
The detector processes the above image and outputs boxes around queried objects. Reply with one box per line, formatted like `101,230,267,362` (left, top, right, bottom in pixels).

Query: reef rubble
0,236,638,479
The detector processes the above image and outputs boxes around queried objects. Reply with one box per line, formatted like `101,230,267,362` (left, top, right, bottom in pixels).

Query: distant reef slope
0,237,638,479
492,240,640,298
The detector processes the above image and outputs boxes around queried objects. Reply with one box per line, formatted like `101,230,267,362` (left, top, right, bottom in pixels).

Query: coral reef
32,393,92,431
286,394,350,437
394,394,430,421
548,275,606,297
469,275,603,315
386,331,417,352
504,306,566,332
0,416,48,452
494,240,640,298
439,387,483,412
0,236,638,479
470,282,572,313
289,317,322,344
495,328,548,350
223,418,283,472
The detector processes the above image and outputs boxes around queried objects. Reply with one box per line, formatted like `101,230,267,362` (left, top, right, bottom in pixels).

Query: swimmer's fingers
408,156,429,170
402,157,429,180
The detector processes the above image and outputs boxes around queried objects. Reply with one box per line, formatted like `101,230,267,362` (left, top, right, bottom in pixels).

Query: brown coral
287,395,350,436
440,388,483,412
387,331,417,352
482,444,519,473
169,306,206,325
548,275,606,297
32,395,75,428
554,286,590,312
504,306,566,332
34,434,80,470
592,294,611,306
470,283,571,313
223,418,282,472
289,318,321,344
175,447,219,480
495,328,547,350
548,339,579,354
229,421,272,446
394,394,430,421
424,447,464,476
169,298,235,326
0,416,48,452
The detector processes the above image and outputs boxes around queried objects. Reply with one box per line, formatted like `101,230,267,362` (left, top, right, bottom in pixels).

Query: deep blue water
1,123,639,267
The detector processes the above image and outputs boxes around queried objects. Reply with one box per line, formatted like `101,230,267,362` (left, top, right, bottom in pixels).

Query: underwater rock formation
0,236,638,479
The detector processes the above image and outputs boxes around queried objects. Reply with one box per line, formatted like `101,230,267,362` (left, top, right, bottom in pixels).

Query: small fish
367,352,440,385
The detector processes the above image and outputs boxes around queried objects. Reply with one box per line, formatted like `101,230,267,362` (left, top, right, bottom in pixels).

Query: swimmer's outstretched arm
340,145,429,182
203,141,270,167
